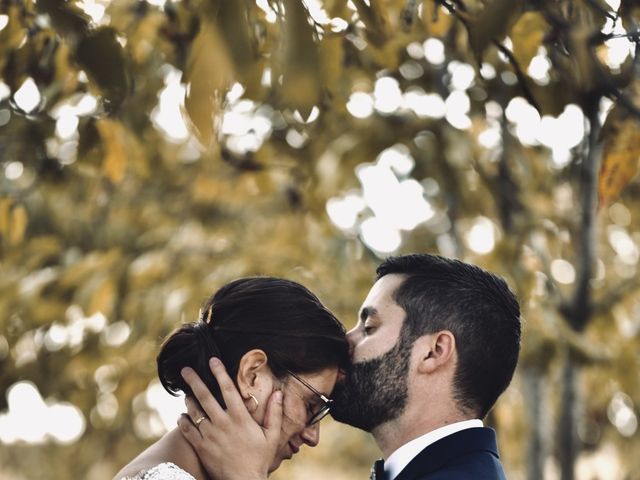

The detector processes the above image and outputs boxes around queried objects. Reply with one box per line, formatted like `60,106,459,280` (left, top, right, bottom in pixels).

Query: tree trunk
558,350,581,480
556,98,601,480
523,366,547,480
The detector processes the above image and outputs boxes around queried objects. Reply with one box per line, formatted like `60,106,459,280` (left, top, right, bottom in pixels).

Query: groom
179,254,521,479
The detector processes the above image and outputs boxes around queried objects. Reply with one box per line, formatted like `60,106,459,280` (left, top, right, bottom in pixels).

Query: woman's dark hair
157,277,349,406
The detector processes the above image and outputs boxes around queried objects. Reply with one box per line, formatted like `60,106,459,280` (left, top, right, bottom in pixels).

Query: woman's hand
178,358,283,480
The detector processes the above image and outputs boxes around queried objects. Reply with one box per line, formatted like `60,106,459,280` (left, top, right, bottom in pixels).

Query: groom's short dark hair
377,254,521,418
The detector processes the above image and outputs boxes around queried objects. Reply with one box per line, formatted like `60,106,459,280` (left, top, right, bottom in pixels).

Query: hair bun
193,321,220,358
157,322,222,404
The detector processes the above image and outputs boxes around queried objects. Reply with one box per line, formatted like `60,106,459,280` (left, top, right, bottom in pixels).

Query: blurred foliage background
1,0,640,479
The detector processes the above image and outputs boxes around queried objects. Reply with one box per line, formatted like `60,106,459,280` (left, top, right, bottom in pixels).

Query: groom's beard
331,334,412,432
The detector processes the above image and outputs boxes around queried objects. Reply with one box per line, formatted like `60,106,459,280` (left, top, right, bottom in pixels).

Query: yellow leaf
60,250,121,290
192,176,222,205
184,21,232,146
96,118,127,183
129,12,166,64
29,298,69,326
0,198,10,238
0,198,28,246
324,0,349,18
319,36,344,103
54,42,78,96
88,276,117,318
2,6,28,52
510,12,547,70
24,236,63,271
599,107,640,206
8,203,28,246
127,250,171,290
421,1,453,38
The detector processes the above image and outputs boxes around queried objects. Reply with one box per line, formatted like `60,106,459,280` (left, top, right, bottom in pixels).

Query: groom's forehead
361,274,405,308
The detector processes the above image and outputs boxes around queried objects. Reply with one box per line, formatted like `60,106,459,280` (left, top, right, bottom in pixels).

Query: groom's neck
371,406,469,458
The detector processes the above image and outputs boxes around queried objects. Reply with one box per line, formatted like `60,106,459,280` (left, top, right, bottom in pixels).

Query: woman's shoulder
119,462,196,480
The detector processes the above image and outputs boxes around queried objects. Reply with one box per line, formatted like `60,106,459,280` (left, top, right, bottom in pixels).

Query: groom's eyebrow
359,306,378,322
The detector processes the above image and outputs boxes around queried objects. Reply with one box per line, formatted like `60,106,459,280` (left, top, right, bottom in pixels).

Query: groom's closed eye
364,325,376,335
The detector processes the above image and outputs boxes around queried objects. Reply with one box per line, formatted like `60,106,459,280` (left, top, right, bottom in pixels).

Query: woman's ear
415,331,456,374
236,349,273,400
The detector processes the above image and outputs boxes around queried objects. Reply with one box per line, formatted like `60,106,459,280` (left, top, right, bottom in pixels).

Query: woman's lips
288,442,300,455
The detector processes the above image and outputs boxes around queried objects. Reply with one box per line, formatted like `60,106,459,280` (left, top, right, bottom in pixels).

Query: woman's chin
268,458,284,473
270,442,296,472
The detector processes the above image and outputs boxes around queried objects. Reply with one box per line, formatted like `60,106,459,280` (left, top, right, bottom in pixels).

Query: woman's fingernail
274,390,283,404
178,416,189,432
209,357,221,367
181,367,191,378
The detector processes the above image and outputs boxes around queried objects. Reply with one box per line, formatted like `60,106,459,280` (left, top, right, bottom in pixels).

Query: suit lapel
393,428,500,480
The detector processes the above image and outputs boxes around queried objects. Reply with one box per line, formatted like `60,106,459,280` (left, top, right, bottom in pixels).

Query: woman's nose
346,328,357,354
300,421,320,447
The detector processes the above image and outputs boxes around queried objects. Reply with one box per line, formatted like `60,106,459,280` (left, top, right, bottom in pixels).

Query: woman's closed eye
306,399,322,416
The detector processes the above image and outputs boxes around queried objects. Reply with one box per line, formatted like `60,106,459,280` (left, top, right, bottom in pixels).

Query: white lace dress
125,462,196,480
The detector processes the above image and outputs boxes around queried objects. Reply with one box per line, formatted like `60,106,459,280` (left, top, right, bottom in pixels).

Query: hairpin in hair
199,305,214,324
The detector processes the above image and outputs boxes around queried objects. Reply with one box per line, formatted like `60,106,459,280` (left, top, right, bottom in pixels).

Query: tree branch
593,277,640,315
401,0,419,30
435,0,470,28
526,229,568,308
436,0,541,112
492,41,542,113
584,0,617,21
563,99,602,331
607,88,640,121
594,31,640,43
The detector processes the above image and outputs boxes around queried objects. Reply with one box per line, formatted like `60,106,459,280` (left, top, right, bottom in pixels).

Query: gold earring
247,394,259,412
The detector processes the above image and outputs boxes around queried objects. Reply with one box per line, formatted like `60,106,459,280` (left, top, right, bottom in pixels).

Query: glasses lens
308,403,332,425
284,370,333,426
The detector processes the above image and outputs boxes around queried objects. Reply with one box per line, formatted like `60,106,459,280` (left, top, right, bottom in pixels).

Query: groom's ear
236,349,272,397
415,330,456,375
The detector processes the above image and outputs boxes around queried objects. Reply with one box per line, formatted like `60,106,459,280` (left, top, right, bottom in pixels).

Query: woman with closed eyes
114,277,348,480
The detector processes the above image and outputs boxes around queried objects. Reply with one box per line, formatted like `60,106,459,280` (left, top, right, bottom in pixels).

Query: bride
114,277,349,479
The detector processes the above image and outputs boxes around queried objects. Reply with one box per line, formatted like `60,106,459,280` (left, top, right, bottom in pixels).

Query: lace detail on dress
126,462,196,480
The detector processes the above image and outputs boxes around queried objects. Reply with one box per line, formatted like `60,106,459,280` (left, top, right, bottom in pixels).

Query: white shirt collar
384,419,484,480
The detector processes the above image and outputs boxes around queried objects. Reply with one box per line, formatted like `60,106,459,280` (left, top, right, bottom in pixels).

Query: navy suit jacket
393,427,507,480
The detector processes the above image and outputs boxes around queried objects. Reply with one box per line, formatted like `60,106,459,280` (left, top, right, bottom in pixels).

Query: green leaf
184,20,232,145
215,0,263,97
510,12,547,70
468,0,524,62
75,27,130,112
36,0,90,46
351,0,388,47
281,0,321,119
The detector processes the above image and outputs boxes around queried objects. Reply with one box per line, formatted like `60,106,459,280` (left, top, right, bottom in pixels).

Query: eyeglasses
286,370,333,426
